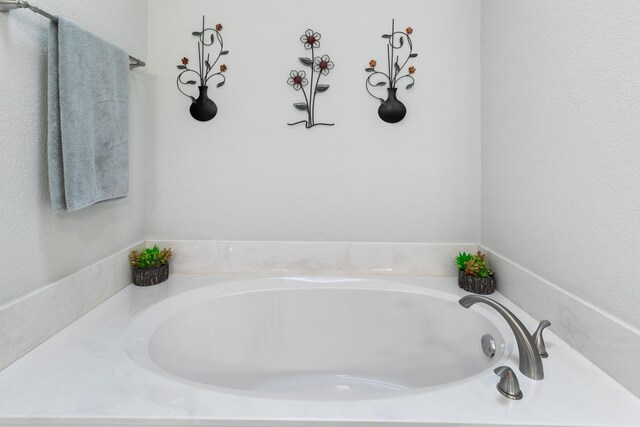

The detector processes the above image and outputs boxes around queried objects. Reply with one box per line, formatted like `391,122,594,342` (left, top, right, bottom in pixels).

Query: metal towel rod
0,0,146,68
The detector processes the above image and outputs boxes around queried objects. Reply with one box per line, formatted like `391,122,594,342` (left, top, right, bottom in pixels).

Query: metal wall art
287,29,335,128
176,16,229,122
365,20,417,124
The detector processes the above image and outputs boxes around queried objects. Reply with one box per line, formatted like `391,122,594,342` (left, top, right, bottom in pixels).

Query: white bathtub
127,277,511,400
1,274,639,426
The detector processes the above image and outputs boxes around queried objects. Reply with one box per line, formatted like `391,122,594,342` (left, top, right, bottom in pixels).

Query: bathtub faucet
459,295,545,380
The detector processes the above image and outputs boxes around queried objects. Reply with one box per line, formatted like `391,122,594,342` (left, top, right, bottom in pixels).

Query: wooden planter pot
132,264,169,287
458,270,496,295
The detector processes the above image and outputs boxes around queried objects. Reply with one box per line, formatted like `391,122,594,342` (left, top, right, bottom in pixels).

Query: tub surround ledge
481,246,640,398
146,240,477,276
0,241,144,371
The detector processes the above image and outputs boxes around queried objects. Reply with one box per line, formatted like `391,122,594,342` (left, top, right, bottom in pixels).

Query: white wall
146,0,481,243
0,0,148,306
481,0,640,328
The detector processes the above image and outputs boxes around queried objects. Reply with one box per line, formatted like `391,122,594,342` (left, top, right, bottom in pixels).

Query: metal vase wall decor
176,16,229,122
287,29,335,128
365,20,417,124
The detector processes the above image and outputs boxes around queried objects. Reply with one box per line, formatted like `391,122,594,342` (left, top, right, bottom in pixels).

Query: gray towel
48,17,129,212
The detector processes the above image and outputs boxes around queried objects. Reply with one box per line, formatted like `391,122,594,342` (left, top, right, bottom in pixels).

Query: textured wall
0,0,148,305
145,0,481,243
481,0,640,328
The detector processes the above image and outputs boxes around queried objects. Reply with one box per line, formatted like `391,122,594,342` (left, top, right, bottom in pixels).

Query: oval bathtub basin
128,278,508,399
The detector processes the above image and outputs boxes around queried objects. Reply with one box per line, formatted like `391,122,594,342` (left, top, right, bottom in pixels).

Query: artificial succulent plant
456,251,493,278
129,245,173,270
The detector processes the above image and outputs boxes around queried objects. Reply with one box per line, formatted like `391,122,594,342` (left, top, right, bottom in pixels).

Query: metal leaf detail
299,57,313,66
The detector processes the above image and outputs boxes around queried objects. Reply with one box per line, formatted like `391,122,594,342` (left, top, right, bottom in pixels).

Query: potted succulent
129,245,173,287
455,251,496,294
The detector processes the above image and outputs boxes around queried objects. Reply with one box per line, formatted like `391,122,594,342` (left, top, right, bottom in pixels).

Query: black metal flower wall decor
365,20,417,124
176,16,229,122
287,29,335,128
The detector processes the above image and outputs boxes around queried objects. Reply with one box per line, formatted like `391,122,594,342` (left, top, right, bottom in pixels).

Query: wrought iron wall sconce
365,19,417,124
176,16,229,122
287,29,335,128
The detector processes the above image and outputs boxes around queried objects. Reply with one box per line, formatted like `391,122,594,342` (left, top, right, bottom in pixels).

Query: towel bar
0,0,146,68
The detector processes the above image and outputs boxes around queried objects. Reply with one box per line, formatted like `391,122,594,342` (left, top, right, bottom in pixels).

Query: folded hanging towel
48,17,129,212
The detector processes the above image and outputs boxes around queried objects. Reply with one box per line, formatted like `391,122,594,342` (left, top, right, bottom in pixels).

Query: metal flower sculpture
176,16,229,122
287,29,335,128
365,20,417,124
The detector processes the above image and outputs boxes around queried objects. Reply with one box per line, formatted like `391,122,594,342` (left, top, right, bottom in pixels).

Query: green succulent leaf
455,252,473,271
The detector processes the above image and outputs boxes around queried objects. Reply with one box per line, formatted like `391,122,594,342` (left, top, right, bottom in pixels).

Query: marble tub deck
0,274,638,427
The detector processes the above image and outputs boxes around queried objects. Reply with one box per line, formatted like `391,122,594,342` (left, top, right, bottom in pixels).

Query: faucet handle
532,320,551,358
494,366,523,400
